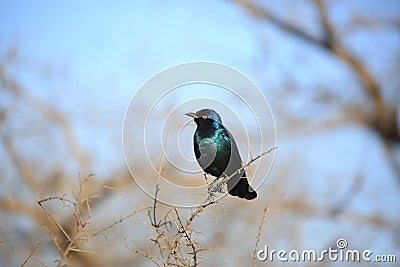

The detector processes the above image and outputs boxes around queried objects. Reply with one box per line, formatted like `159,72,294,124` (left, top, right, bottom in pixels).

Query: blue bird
185,109,257,200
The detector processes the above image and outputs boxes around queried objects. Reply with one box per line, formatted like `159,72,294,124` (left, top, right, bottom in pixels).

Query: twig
37,196,76,207
35,258,48,267
124,238,163,267
174,209,198,267
37,198,71,241
148,184,172,229
218,146,278,192
147,128,173,229
39,222,63,254
21,241,42,267
92,207,149,237
251,204,270,267
166,147,277,266
37,174,145,267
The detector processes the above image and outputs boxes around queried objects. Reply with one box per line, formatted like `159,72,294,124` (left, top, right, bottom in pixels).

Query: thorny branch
124,238,163,267
37,175,145,267
165,147,277,266
129,147,276,266
251,204,270,267
148,184,172,229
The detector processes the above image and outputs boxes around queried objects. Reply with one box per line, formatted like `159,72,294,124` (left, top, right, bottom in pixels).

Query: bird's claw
207,179,225,195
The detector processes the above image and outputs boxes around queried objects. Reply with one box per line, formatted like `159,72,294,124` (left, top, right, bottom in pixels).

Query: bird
185,108,257,200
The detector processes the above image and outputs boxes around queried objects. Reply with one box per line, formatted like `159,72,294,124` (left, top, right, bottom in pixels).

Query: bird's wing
221,129,247,191
222,129,244,172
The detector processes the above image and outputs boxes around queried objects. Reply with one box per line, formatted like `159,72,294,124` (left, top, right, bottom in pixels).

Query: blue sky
0,0,270,177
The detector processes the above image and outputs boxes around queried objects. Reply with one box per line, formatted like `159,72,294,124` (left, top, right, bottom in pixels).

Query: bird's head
185,109,222,125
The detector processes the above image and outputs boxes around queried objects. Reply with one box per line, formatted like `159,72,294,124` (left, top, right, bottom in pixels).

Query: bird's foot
203,172,207,180
207,179,225,195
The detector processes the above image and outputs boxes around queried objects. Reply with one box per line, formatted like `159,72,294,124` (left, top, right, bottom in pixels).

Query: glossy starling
185,109,257,200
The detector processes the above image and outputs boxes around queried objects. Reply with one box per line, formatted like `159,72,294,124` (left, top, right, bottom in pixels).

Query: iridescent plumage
186,109,257,200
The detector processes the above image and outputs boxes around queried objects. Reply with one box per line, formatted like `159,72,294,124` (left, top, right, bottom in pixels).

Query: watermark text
257,238,396,263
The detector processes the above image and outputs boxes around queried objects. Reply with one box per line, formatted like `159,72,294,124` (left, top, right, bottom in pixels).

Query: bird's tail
227,171,257,200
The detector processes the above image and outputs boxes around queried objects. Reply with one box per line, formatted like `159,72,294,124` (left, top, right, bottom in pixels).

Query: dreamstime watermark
257,238,397,263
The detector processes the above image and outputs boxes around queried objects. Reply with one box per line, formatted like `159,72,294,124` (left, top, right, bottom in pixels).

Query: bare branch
0,61,91,171
92,207,149,237
21,241,42,267
37,198,72,242
217,146,278,192
124,238,163,267
36,175,144,267
148,184,172,229
232,0,400,144
174,209,199,267
251,204,270,267
313,0,385,117
166,147,277,266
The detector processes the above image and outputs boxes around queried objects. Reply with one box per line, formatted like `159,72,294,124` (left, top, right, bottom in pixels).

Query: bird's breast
194,128,231,177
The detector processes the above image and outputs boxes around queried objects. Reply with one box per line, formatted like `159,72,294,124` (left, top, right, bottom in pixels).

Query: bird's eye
202,115,208,119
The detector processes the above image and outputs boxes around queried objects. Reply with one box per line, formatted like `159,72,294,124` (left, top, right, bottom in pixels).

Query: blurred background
0,0,399,266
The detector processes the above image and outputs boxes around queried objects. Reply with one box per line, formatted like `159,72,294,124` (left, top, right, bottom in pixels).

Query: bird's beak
185,112,197,118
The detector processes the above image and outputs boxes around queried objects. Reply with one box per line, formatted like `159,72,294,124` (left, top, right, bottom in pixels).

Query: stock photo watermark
257,238,397,263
